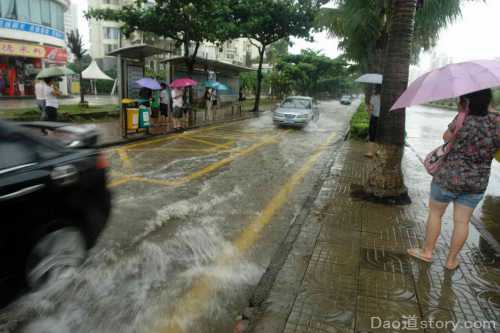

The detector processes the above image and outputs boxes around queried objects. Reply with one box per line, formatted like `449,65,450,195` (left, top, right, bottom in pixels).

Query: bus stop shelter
107,44,170,137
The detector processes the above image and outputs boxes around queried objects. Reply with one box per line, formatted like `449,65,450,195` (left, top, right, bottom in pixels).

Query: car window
0,133,62,172
0,137,37,171
282,99,311,109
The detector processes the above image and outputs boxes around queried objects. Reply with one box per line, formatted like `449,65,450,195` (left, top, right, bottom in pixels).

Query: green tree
236,0,325,112
86,0,237,77
317,0,461,102
66,30,88,105
271,50,357,98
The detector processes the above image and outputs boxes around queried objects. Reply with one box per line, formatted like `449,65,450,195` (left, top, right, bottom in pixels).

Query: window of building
1,0,15,18
103,0,119,4
104,44,118,54
16,0,30,22
56,3,64,30
41,0,51,26
30,0,42,24
50,1,61,29
104,27,120,40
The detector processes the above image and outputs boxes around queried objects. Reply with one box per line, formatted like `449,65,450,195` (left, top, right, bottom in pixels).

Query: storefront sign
0,18,65,40
44,46,68,63
0,41,45,58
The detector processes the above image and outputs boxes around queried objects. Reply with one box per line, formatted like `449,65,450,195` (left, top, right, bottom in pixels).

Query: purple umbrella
136,78,161,90
170,78,198,89
391,59,500,110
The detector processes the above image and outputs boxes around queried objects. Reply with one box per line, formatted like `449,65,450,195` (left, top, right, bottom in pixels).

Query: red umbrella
170,78,198,89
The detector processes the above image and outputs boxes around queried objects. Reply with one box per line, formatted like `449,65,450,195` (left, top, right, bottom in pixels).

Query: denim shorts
430,181,484,209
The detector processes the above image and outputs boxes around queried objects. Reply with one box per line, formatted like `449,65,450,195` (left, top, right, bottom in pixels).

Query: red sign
44,46,68,63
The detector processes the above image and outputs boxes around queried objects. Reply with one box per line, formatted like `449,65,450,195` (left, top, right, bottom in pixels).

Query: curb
96,111,268,149
238,119,353,332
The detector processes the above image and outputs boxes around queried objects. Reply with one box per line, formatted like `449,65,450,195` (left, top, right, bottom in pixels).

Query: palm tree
317,0,462,200
67,30,88,105
316,0,461,103
363,0,418,201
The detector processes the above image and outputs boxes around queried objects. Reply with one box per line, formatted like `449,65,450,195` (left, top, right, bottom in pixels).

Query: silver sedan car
272,96,318,128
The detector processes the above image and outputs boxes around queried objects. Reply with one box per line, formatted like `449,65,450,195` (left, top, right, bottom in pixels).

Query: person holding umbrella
365,84,381,158
400,60,500,270
171,87,184,131
42,77,61,121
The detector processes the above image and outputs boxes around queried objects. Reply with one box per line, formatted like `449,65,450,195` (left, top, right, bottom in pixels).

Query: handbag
424,111,467,175
495,149,500,162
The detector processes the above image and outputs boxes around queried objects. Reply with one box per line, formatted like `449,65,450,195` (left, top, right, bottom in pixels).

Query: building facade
88,0,132,71
88,0,260,72
0,0,70,97
63,1,77,62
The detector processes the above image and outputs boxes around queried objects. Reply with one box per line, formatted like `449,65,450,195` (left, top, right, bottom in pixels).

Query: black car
0,121,111,307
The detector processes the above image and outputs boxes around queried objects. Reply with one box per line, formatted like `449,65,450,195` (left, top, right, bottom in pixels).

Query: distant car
273,96,319,128
340,95,352,105
0,120,111,307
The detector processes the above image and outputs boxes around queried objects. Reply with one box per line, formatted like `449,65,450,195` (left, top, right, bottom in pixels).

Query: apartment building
87,0,260,71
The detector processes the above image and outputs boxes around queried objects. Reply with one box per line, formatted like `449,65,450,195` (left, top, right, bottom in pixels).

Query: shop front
0,40,67,97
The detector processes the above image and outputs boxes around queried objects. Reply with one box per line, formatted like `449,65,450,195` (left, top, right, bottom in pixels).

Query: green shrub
350,103,369,140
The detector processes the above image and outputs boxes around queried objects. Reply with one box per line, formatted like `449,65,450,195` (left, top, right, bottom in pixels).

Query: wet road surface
0,100,357,333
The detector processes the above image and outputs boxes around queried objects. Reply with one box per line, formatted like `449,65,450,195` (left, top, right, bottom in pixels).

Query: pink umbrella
169,78,198,89
391,59,500,110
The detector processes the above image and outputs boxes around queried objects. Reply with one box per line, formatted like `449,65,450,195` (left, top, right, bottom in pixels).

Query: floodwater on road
406,105,500,244
0,100,357,333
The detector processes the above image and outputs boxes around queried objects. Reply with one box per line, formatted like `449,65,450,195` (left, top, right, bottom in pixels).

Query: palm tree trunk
79,71,85,105
363,0,417,202
253,46,266,112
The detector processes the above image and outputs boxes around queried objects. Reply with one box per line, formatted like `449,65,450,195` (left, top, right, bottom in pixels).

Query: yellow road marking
124,147,214,153
105,123,236,153
116,148,132,169
155,131,338,333
180,136,234,149
108,133,283,189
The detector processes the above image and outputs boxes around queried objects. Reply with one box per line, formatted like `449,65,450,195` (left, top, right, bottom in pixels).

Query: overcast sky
76,0,500,68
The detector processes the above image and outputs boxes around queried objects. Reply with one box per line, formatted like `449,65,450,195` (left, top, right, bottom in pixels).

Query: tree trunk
253,46,266,112
78,59,85,105
363,0,417,202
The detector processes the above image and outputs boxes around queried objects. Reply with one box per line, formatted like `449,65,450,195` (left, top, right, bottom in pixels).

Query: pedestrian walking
35,79,47,119
159,83,170,117
42,78,61,121
204,88,213,121
211,88,218,120
365,84,381,158
171,87,184,131
408,89,500,270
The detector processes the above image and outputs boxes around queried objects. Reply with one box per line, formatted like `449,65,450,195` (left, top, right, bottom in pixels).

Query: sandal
407,248,433,263
445,260,460,270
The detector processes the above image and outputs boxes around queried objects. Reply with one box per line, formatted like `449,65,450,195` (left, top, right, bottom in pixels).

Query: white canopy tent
82,60,113,81
82,60,115,95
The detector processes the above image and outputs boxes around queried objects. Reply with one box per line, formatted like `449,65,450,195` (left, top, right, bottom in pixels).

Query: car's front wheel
26,226,87,289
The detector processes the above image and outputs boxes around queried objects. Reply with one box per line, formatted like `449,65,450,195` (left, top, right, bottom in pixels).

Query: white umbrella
355,73,383,84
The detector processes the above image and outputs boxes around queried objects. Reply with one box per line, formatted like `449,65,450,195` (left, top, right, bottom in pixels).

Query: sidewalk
95,104,269,146
251,140,499,333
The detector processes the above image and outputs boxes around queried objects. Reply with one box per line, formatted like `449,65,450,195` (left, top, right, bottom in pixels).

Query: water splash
1,224,262,333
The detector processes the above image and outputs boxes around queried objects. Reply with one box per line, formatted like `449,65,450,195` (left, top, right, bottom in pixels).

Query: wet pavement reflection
253,110,500,332
0,100,357,332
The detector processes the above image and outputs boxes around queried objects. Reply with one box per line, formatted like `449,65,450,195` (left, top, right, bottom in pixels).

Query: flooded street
406,105,500,246
0,100,357,333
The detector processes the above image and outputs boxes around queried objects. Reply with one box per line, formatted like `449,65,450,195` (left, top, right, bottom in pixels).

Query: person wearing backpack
408,89,500,270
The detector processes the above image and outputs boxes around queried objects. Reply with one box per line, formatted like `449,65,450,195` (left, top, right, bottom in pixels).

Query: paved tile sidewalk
252,140,500,333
